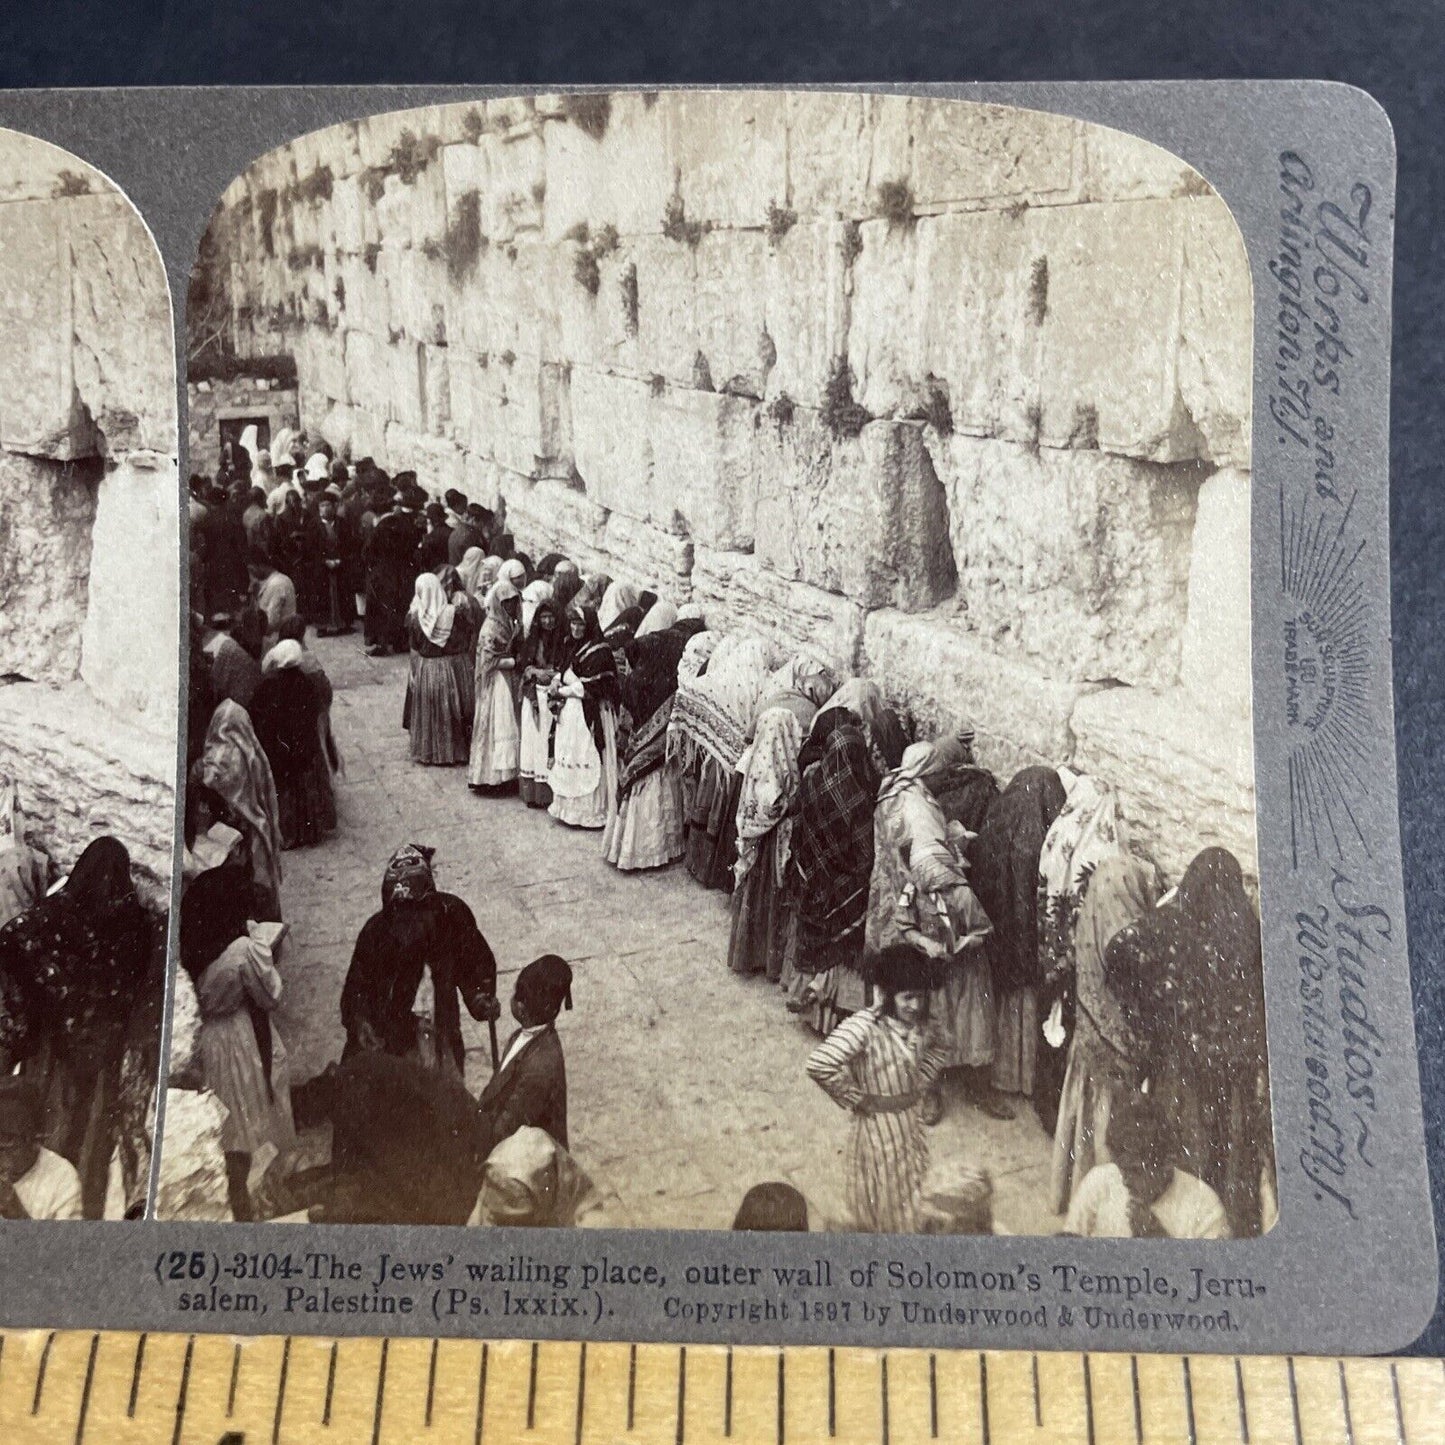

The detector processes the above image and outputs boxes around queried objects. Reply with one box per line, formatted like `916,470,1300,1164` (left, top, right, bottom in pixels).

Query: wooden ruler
0,1331,1441,1442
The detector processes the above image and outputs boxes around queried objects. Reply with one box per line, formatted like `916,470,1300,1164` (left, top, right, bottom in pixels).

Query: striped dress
807,1007,949,1233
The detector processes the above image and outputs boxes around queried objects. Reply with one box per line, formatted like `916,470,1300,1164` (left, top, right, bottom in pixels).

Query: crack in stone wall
195,91,1256,883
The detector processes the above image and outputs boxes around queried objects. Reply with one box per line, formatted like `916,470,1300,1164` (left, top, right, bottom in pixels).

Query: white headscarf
635,599,678,638
521,578,553,637
238,424,260,463
598,581,639,633
410,572,457,647
262,639,305,673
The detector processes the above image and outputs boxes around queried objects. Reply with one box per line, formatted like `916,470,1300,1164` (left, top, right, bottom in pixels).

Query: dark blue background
2,0,1441,1351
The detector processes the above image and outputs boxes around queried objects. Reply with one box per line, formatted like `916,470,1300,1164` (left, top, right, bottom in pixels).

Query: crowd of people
182,431,1275,1240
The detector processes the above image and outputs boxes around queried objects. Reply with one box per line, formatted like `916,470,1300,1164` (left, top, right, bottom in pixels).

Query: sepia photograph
0,128,179,1219
164,89,1272,1242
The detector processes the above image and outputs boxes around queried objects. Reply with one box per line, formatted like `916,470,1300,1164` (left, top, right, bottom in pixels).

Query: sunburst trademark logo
1280,491,1370,865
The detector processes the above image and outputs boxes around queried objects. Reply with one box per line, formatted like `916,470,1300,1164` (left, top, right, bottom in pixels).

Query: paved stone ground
274,630,1060,1235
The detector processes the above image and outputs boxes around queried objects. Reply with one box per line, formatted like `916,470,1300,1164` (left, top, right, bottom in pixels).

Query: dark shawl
248,668,326,785
567,604,619,749
934,765,1001,840
520,600,568,702
616,622,699,798
968,766,1067,993
789,725,879,967
340,891,498,1074
797,706,862,777
550,569,583,615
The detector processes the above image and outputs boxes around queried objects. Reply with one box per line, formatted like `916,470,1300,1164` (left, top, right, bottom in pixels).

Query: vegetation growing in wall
767,392,796,427
876,179,916,229
294,165,334,205
363,241,383,273
570,223,620,295
52,170,92,198
563,221,590,245
821,357,872,439
1028,257,1049,325
650,373,666,396
908,376,954,436
621,262,639,336
1024,400,1044,454
388,129,441,184
573,248,601,295
286,245,325,272
662,192,709,248
257,187,279,258
461,107,486,143
758,328,777,374
500,349,516,367
692,352,715,392
562,93,612,141
333,275,346,309
765,202,797,245
841,219,864,267
420,237,444,261
1069,403,1100,449
444,191,486,281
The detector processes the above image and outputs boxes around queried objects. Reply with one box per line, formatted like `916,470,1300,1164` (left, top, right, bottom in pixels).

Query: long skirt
934,951,995,1070
782,934,869,1036
518,693,555,809
548,703,618,830
199,1013,297,1158
604,762,685,871
1048,1015,1136,1214
848,1106,928,1234
685,755,742,891
991,985,1037,1097
469,666,520,787
405,652,474,765
726,833,792,980
277,757,335,849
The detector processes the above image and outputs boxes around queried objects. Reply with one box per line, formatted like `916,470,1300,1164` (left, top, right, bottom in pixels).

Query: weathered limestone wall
186,376,299,479
201,92,1255,883
0,131,177,893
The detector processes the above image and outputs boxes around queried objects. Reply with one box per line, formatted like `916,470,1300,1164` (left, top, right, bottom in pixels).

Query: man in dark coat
363,488,425,655
447,501,488,566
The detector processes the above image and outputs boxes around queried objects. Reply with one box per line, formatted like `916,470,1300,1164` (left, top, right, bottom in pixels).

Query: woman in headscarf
1032,773,1128,1135
483,557,526,610
550,560,583,616
268,615,341,790
518,597,569,810
547,604,621,831
339,845,500,1077
604,616,705,870
404,571,479,766
469,1126,603,1228
806,944,950,1233
535,552,567,579
0,839,153,1217
597,580,637,635
180,866,296,1221
1104,847,1272,1237
760,653,839,730
634,597,678,641
249,640,335,849
195,700,284,919
784,723,879,1033
1049,853,1161,1215
806,678,908,777
726,706,807,979
458,549,499,604
671,636,776,891
677,628,718,685
865,736,999,1122
520,577,553,639
468,572,522,791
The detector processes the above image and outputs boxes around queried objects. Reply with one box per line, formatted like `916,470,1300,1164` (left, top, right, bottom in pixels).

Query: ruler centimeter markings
0,1333,1441,1442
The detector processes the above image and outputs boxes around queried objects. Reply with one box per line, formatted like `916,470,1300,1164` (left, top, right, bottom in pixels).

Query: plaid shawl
790,725,879,951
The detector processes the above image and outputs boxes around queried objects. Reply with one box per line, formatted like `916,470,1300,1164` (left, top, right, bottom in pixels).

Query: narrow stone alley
275,631,1059,1235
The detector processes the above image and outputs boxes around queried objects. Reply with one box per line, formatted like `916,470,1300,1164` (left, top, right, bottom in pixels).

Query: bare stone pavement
275,631,1060,1236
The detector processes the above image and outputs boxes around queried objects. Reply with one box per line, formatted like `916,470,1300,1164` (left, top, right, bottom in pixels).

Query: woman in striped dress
806,946,949,1233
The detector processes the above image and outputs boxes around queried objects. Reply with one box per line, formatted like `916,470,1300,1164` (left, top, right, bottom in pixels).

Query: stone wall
186,375,299,479
196,92,1255,883
0,129,177,895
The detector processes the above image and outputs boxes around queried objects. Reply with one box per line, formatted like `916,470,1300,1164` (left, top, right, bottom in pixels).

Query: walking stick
488,1016,500,1071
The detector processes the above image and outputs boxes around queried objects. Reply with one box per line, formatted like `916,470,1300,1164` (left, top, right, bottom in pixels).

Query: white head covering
238,424,260,463
677,603,704,623
304,452,331,483
598,581,639,633
271,426,299,467
262,639,305,673
409,572,457,648
266,482,292,516
521,578,553,637
635,599,678,638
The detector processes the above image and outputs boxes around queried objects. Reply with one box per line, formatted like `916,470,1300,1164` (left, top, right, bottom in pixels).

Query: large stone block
156,1089,232,1221
632,235,700,386
692,230,772,398
81,452,180,727
167,970,203,1082
569,368,654,521
909,100,1080,210
665,90,789,231
484,242,558,363
692,549,865,674
648,389,760,549
785,92,872,217
755,414,955,611
482,126,546,243
601,512,694,595
445,350,500,458
1081,126,1203,203
1178,195,1253,470
924,434,1200,689
378,243,447,346
863,609,1088,778
0,680,173,903
849,218,922,418
292,327,349,411
762,220,850,410
507,477,610,569
421,344,451,436
1069,683,1257,884
554,246,639,376
1180,467,1252,718
0,133,108,204
381,425,465,495
0,451,97,684
385,338,427,431
343,329,389,416
489,353,557,480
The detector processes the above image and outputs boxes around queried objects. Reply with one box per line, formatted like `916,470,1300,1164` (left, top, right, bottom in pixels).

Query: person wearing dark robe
518,597,570,809
416,501,453,574
204,479,252,618
968,766,1067,1107
364,490,425,656
315,485,354,633
241,486,270,557
199,615,261,710
1104,847,1273,1237
476,954,572,1161
547,604,620,830
447,502,489,567
0,837,153,1218
339,845,500,1077
248,641,334,849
